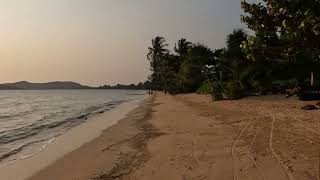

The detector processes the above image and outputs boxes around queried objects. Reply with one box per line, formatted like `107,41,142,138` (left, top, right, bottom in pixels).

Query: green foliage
146,0,320,99
187,44,215,66
178,60,203,92
176,44,215,93
211,82,224,101
241,0,320,61
174,38,192,57
147,36,170,91
224,81,243,100
238,60,273,94
226,29,248,60
197,81,213,94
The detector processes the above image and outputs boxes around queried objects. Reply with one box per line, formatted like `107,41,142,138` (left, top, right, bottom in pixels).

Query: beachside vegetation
146,0,320,100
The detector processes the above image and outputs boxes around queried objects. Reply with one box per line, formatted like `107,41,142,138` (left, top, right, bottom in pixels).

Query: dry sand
5,93,320,180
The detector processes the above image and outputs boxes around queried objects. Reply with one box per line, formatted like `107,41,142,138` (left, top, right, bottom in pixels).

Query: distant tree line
146,0,320,100
98,81,151,90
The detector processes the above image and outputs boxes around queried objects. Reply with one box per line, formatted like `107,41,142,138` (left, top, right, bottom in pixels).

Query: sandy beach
1,0,318,179
0,98,145,180
1,93,320,180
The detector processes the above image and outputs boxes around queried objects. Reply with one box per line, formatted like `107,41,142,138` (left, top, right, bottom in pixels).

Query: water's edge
0,95,146,180
0,100,125,166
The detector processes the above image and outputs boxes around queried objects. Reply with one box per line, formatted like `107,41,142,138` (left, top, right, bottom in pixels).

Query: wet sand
4,93,320,180
0,98,145,180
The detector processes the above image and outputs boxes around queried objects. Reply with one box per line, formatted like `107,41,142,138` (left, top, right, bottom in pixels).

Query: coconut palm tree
147,36,169,93
226,29,247,59
147,36,169,63
174,38,192,57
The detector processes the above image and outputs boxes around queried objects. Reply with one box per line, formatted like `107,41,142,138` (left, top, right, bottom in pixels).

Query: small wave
0,138,55,163
20,137,56,160
0,131,38,144
0,109,38,120
0,137,57,168
126,93,146,95
0,100,125,143
0,99,127,165
79,100,125,116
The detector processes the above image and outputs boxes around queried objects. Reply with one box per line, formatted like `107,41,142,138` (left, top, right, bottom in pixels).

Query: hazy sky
0,0,247,86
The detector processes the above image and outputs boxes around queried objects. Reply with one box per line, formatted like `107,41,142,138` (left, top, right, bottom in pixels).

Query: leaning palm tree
174,38,192,57
147,36,169,93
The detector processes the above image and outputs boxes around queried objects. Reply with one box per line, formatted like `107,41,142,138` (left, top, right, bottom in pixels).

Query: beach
1,93,319,179
0,97,145,180
1,0,318,179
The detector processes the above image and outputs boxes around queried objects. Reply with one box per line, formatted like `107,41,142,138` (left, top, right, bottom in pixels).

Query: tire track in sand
269,115,295,180
231,118,252,180
247,122,268,180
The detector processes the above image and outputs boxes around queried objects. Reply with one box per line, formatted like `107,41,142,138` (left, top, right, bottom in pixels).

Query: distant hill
0,81,92,90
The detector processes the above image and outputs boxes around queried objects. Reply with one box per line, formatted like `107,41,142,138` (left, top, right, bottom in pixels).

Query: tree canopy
145,0,320,100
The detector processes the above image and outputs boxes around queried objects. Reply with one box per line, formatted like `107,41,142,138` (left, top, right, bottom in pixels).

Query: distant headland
0,81,148,90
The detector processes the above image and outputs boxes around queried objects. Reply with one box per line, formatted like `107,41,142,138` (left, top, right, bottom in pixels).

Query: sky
0,0,248,86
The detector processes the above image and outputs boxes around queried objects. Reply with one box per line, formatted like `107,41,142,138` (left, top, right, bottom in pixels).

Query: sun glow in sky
0,0,246,86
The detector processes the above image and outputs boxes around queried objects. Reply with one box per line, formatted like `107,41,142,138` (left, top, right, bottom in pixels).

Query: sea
0,89,146,166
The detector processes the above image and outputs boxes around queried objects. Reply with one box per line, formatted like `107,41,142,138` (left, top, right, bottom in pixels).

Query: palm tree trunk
311,51,316,86
160,74,168,94
311,72,314,86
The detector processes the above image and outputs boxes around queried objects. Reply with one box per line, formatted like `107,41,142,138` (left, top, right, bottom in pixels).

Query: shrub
225,81,244,100
197,81,223,101
197,81,213,94
211,82,224,101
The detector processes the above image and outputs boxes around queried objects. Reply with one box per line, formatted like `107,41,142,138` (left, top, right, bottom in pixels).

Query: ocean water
0,90,146,165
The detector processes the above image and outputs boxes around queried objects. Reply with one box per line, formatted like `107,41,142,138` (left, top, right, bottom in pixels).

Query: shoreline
0,96,146,180
28,94,157,180
2,93,319,179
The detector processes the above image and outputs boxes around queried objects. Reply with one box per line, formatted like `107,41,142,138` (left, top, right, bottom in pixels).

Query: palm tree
147,36,169,93
148,36,168,59
226,29,248,59
225,29,249,88
174,38,192,57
